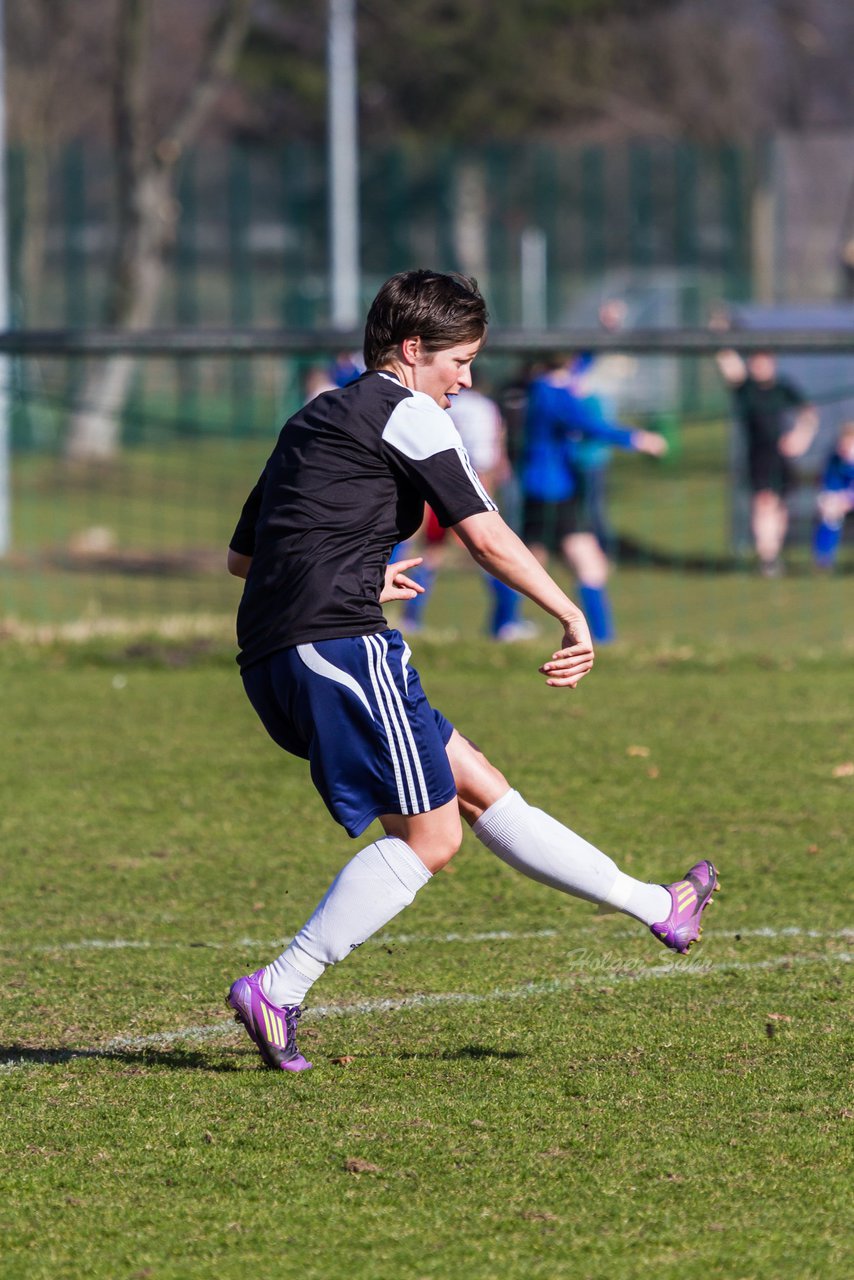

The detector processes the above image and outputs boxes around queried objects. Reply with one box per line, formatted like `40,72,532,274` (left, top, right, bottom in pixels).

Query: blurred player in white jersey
402,378,536,640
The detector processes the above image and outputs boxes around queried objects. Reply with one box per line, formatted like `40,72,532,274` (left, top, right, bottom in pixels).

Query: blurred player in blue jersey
223,269,717,1072
813,421,854,569
521,354,667,642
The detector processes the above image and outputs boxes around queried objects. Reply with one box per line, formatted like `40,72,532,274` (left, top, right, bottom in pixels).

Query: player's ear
400,336,422,366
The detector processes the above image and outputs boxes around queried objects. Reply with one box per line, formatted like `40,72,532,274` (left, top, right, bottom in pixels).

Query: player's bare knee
446,730,509,820
429,825,464,871
408,815,462,873
381,800,462,873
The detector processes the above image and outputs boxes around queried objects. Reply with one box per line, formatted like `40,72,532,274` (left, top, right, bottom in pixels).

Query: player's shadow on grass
398,1043,526,1062
0,1044,245,1073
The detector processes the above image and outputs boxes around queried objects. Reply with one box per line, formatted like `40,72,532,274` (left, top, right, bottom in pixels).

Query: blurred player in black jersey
224,269,718,1072
716,346,817,576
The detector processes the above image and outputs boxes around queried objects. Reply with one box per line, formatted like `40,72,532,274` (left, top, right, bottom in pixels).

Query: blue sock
488,577,521,636
579,584,615,643
813,522,841,568
403,565,436,623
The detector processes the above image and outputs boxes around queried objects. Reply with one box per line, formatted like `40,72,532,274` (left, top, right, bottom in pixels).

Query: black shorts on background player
747,444,795,496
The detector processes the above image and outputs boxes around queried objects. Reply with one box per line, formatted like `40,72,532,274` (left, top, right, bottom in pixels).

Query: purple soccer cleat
650,860,720,954
226,968,312,1072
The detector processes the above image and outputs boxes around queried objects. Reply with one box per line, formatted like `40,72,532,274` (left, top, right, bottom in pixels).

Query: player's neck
377,361,411,389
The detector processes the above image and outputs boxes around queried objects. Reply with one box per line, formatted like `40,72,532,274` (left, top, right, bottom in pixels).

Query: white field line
5,928,562,955
3,924,852,956
0,950,850,1075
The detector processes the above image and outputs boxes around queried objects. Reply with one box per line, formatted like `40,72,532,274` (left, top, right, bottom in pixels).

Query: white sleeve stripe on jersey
457,446,498,512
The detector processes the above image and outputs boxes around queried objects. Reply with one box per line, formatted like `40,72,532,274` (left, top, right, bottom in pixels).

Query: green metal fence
6,137,756,444
3,138,852,648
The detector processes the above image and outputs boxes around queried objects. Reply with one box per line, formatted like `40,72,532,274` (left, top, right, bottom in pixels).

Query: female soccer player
225,269,718,1071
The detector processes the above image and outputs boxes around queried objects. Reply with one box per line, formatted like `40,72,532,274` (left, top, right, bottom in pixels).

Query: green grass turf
4,419,853,650
0,636,851,1280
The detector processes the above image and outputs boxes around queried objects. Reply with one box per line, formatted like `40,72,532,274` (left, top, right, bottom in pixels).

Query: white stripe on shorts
363,635,411,814
296,643,374,717
368,633,431,814
400,640,412,693
365,634,423,814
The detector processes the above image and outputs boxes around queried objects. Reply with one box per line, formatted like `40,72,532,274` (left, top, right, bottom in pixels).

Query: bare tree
65,0,252,462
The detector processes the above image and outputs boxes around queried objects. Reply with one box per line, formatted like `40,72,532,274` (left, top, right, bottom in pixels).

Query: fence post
229,144,253,434
6,145,27,456
751,136,777,304
175,150,200,435
581,145,605,283
520,226,547,331
721,143,750,304
0,8,8,554
674,142,699,418
380,144,408,276
484,143,515,324
628,140,654,272
62,143,88,437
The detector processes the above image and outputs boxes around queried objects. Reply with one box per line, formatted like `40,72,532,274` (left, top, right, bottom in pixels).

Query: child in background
813,421,854,570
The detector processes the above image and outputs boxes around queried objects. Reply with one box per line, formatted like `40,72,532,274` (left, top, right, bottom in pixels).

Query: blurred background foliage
9,1,854,151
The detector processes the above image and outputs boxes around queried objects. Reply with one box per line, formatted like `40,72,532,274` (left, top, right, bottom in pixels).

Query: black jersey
733,377,804,450
229,370,496,669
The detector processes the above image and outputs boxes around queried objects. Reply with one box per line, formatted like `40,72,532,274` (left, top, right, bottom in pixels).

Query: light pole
327,0,360,330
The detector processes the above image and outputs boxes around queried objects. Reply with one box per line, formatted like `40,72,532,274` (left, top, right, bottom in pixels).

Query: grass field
1,629,851,1280
4,417,853,651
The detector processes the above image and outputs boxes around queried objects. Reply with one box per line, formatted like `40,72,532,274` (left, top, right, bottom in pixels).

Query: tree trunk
65,0,251,462
65,168,174,461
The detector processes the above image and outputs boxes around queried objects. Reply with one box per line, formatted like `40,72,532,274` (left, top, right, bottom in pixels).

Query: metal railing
2,327,853,355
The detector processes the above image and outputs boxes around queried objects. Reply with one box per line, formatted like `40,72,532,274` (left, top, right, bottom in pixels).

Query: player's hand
779,412,817,458
380,556,424,603
818,491,852,524
715,348,747,385
539,617,595,688
632,429,668,458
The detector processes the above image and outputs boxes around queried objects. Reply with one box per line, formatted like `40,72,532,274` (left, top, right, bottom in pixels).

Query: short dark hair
363,269,488,369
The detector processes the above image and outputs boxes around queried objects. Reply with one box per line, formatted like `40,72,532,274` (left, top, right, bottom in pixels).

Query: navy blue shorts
242,630,456,838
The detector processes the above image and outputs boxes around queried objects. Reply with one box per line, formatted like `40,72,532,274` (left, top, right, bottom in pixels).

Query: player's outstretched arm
453,510,594,688
715,348,747,386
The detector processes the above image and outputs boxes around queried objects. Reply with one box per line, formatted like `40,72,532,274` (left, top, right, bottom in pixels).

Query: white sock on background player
263,836,431,1007
472,789,671,925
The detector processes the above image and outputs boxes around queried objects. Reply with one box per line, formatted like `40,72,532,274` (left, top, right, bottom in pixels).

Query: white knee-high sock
263,837,432,1007
472,789,670,926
